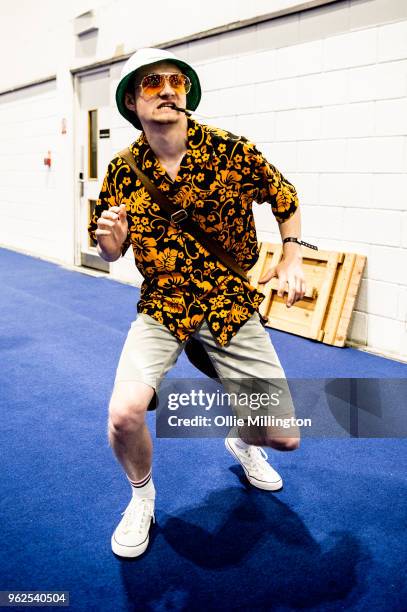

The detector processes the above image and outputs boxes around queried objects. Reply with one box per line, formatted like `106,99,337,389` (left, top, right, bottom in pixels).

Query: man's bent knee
108,381,154,437
108,405,145,437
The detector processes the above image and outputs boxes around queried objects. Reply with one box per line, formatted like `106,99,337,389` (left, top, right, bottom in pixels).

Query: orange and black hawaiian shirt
88,117,299,346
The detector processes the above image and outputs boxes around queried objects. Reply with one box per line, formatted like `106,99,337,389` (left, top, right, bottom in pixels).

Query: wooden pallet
247,243,366,347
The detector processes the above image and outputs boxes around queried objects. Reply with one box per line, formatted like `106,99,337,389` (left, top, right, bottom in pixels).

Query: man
88,47,306,558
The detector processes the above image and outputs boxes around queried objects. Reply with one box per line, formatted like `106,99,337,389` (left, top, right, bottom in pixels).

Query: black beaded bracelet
283,237,318,250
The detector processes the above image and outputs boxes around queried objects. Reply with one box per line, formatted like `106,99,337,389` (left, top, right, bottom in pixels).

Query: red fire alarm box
43,151,51,167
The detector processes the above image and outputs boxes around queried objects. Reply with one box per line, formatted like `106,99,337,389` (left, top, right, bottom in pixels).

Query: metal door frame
73,66,110,272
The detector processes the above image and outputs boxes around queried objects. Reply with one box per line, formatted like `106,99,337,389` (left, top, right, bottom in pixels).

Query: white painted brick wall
320,70,349,105
374,60,407,99
296,108,321,140
367,246,406,285
301,205,344,241
0,83,65,261
259,142,297,174
255,78,298,112
356,279,399,318
348,311,368,346
378,20,407,62
375,99,407,135
321,102,375,138
275,109,300,141
220,9,407,360
344,209,401,246
397,286,407,321
234,50,275,85
275,39,323,78
323,28,378,70
237,112,274,142
402,213,407,248
367,315,405,356
319,173,373,207
346,137,405,173
289,173,319,205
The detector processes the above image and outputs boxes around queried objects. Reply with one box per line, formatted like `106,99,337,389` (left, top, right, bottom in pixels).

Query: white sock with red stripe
127,470,155,500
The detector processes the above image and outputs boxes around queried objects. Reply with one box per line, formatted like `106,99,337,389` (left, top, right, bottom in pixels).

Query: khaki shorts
115,312,298,433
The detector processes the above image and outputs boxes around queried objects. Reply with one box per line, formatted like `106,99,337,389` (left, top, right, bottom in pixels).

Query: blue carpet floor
0,247,406,612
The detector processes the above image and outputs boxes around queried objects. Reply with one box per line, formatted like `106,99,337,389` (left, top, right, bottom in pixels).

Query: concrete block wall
0,75,76,265
0,1,318,93
165,0,407,361
0,81,64,260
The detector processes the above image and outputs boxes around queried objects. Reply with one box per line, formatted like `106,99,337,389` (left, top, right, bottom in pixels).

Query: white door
75,69,112,272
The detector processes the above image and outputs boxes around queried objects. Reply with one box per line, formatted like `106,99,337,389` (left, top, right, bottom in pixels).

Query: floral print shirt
88,118,299,346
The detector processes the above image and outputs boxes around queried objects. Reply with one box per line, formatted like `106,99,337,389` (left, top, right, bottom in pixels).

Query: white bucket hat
115,47,201,130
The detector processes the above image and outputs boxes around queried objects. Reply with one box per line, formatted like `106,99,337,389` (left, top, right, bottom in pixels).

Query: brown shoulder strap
118,147,248,281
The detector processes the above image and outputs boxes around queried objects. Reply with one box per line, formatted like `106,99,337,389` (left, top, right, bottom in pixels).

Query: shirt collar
129,117,214,174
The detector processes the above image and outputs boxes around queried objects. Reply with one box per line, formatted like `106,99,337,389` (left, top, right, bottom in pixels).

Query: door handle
78,171,84,197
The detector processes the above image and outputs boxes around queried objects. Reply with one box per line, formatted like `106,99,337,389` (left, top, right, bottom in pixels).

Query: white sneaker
225,437,283,491
111,497,155,558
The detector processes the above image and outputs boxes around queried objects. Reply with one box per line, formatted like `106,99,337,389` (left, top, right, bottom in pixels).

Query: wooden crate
247,243,366,347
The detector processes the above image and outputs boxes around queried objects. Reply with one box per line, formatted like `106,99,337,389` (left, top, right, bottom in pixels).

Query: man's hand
259,254,306,308
96,204,128,261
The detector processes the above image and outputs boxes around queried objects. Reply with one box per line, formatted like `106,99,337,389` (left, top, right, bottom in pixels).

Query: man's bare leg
108,381,156,558
108,381,155,480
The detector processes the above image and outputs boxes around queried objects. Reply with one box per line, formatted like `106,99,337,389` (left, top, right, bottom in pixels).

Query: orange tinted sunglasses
139,73,191,97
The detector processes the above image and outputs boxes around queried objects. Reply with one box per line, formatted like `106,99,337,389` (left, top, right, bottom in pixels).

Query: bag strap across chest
118,147,249,282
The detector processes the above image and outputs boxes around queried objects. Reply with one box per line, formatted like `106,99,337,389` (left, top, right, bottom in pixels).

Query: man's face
124,61,187,129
